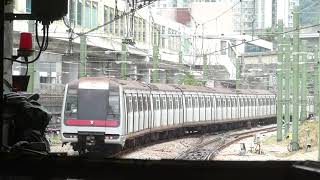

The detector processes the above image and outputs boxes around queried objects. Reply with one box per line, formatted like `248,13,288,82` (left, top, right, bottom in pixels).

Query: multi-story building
13,0,193,86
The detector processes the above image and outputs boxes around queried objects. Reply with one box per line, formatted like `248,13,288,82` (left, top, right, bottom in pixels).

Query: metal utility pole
236,57,241,89
276,19,284,142
27,20,35,93
314,45,319,120
203,54,208,80
300,41,308,121
291,7,300,151
1,1,13,149
0,0,4,149
79,35,87,78
152,45,159,83
317,32,320,160
283,36,291,137
120,41,127,80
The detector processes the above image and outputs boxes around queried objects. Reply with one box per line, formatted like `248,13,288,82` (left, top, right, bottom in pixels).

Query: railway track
175,126,276,160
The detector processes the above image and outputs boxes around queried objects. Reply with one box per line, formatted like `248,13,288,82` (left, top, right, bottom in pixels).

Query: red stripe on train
65,119,119,127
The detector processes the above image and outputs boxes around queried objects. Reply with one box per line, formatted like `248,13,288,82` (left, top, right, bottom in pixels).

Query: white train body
60,77,314,153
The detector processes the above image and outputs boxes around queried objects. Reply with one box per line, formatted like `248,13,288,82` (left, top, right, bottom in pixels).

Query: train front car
61,77,125,154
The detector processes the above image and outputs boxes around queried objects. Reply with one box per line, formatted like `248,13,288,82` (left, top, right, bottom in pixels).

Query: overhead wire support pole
79,35,87,78
317,30,320,161
276,19,284,142
121,40,128,80
0,0,4,149
291,6,300,151
300,41,308,122
283,35,291,137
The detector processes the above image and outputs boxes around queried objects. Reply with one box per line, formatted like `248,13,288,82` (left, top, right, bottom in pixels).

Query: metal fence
34,83,65,95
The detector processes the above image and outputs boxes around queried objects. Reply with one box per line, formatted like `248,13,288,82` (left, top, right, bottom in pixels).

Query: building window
69,0,76,24
109,8,114,34
120,12,126,37
104,6,108,32
142,19,146,43
84,0,91,28
26,0,32,13
161,26,165,48
134,17,138,40
245,43,269,52
92,2,98,28
77,0,82,25
221,41,227,55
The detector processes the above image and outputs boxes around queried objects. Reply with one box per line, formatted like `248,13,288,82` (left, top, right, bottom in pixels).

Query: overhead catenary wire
205,23,320,56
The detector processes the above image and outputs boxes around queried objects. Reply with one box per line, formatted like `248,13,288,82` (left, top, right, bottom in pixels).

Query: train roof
68,77,274,95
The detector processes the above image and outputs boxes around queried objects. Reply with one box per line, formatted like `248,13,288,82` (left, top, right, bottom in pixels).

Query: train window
216,98,220,107
200,96,205,108
143,95,148,111
138,95,143,111
173,97,178,109
132,96,137,112
153,96,157,110
205,97,211,107
168,96,173,109
107,85,120,120
147,96,151,111
194,96,199,108
179,96,183,108
161,96,167,109
64,88,78,119
186,96,191,108
126,95,132,112
221,99,225,108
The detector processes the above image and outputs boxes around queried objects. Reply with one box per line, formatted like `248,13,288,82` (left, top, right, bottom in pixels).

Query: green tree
178,72,205,86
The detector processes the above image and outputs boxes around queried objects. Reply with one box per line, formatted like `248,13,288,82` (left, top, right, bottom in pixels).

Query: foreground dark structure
0,154,320,180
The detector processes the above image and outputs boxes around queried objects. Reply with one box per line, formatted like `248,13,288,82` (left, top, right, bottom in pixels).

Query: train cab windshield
64,84,120,122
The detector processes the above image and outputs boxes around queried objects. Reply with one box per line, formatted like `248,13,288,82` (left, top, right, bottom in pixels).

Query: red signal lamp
17,32,34,57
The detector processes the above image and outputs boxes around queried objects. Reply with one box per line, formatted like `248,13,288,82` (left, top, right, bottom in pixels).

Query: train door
257,97,261,117
186,95,193,123
143,94,149,130
153,94,161,128
212,96,216,122
205,96,211,121
263,97,267,116
267,97,271,115
179,96,184,124
137,94,144,131
216,96,222,121
160,94,168,126
200,95,206,121
245,97,248,118
147,94,152,129
192,95,200,122
252,97,256,117
240,97,244,118
168,95,174,126
232,96,235,119
226,96,231,120
132,94,139,132
173,96,179,125
125,93,134,134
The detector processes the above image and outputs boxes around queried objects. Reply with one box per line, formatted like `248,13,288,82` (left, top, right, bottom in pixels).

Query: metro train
60,77,314,154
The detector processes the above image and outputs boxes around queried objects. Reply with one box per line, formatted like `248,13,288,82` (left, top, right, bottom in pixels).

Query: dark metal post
0,0,4,149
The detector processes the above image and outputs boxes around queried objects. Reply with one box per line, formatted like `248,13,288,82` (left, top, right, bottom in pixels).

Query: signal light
17,32,34,57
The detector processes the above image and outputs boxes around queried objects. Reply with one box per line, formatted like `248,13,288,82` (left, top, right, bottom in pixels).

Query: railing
34,83,65,95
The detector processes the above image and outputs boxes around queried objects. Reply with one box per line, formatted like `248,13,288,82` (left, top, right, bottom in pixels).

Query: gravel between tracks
121,125,276,160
